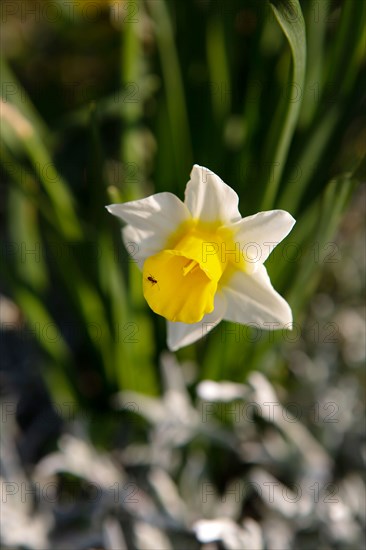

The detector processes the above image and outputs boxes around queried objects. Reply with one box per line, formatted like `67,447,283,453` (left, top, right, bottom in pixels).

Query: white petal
228,210,296,266
106,192,190,233
222,265,292,328
184,164,241,223
167,293,227,351
107,193,191,264
121,225,149,270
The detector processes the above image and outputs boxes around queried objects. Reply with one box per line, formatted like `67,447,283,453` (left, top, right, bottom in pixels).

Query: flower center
142,222,243,323
182,259,199,276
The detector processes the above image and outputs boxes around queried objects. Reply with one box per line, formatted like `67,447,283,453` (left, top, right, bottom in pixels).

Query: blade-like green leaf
0,57,49,141
206,15,231,123
0,101,82,240
278,103,339,213
298,0,329,128
261,0,306,209
287,166,362,314
146,0,193,190
8,186,48,292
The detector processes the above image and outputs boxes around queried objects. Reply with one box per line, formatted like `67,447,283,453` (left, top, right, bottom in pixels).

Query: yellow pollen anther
182,259,199,276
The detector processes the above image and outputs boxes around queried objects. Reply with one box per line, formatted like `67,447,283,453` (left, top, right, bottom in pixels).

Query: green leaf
298,0,329,128
261,0,306,209
287,165,362,313
0,57,49,142
146,0,193,189
206,16,231,122
0,102,82,240
278,103,339,213
8,186,48,293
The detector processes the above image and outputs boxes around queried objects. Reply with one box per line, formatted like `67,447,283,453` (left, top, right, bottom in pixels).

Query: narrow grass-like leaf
146,0,193,189
8,186,48,292
261,0,306,209
119,0,145,202
278,104,339,213
0,57,49,141
298,0,329,128
88,103,107,228
0,145,59,232
41,228,116,388
206,15,231,123
0,260,75,398
0,101,82,240
287,167,362,314
14,287,71,363
326,0,366,96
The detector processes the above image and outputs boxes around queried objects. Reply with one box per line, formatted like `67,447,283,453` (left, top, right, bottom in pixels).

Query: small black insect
147,274,158,286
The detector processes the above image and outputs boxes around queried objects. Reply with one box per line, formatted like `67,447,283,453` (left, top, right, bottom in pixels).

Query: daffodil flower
106,165,295,351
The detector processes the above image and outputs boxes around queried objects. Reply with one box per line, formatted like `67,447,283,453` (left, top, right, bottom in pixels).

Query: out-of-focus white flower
107,165,295,351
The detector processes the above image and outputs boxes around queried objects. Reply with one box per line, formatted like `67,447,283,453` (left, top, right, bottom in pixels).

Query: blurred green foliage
1,0,365,410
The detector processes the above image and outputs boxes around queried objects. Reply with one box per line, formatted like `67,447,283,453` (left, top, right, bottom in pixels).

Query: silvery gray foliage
1,340,364,550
